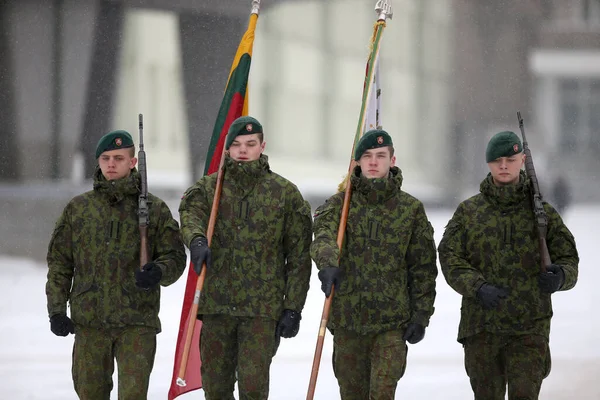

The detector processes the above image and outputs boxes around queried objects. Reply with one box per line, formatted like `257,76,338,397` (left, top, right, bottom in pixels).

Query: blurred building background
0,0,598,260
453,0,600,205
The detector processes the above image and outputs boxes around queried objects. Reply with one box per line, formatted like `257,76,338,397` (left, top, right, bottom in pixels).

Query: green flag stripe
203,53,252,175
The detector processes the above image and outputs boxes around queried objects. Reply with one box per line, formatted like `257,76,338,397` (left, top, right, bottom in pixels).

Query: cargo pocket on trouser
463,332,499,379
370,329,408,398
399,345,408,379
72,328,114,399
509,335,551,382
463,333,507,399
378,330,407,379
332,330,371,400
505,334,551,400
115,326,157,399
542,340,552,379
273,333,281,357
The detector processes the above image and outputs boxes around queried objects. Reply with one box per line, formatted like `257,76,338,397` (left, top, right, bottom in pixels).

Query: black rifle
517,111,551,272
138,113,150,269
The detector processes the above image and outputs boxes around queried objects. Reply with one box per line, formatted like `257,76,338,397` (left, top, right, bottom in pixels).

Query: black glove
135,262,163,289
318,267,343,298
539,264,565,293
190,236,211,275
476,283,509,310
50,314,75,336
275,309,302,338
403,323,425,344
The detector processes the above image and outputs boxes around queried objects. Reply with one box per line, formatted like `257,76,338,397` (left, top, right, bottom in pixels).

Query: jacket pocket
379,281,409,321
69,280,97,325
119,281,159,324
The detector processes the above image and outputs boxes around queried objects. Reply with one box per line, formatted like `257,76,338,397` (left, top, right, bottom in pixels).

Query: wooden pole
306,2,393,398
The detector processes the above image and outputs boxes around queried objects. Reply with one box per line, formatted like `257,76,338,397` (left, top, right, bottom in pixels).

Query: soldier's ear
130,157,138,169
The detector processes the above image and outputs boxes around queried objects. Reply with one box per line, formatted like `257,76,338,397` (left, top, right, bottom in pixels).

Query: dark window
559,78,600,152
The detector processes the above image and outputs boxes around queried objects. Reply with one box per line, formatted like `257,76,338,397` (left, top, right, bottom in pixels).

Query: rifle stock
517,111,551,272
138,113,150,269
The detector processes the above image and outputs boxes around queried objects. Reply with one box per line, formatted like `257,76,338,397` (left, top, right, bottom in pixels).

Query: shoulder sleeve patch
313,202,330,219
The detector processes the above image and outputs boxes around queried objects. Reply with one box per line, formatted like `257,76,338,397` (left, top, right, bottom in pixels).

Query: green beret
485,131,522,162
225,116,263,150
354,129,393,160
95,130,134,159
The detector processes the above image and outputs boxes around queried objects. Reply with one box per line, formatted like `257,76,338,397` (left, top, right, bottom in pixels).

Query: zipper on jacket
368,220,380,240
500,211,513,245
109,221,120,240
238,200,250,220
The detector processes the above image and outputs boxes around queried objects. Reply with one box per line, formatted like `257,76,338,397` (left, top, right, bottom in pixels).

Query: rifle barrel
138,113,149,269
516,111,551,272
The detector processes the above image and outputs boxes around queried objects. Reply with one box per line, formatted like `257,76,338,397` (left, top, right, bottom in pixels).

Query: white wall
251,0,454,199
114,9,190,187
112,0,453,199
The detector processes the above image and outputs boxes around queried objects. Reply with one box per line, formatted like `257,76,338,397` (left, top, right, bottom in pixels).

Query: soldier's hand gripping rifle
138,113,150,269
517,111,551,272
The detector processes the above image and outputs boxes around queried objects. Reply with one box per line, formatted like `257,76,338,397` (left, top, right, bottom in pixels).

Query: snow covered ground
1,205,598,399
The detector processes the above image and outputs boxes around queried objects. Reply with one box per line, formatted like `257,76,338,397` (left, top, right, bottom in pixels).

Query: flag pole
175,152,223,387
175,0,261,388
306,1,393,399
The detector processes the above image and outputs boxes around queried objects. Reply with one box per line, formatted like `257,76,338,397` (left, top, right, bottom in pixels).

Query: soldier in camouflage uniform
311,129,438,400
46,130,187,400
438,131,579,400
178,116,312,400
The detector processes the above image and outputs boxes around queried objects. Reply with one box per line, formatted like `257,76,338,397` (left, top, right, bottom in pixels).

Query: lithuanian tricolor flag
168,12,258,400
204,13,257,175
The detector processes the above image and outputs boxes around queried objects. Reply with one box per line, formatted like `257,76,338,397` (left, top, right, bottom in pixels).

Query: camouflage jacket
46,168,186,332
179,155,312,320
438,171,579,342
311,166,438,335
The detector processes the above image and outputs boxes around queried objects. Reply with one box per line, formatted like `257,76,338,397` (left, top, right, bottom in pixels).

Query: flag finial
375,0,393,21
251,0,261,15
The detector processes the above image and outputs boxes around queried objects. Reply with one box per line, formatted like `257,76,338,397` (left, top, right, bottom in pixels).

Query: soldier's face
98,148,137,180
359,147,396,179
488,153,525,186
228,134,265,162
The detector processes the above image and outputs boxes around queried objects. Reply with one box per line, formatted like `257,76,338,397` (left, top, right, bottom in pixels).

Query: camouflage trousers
200,314,278,400
72,326,157,400
332,328,408,400
463,332,551,400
